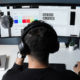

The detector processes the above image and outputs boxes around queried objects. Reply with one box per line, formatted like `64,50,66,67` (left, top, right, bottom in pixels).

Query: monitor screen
0,6,80,37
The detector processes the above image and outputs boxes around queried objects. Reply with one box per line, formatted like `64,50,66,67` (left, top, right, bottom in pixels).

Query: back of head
22,20,59,63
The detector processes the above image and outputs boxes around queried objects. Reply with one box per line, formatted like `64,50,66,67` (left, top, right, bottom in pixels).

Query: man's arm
10,58,24,71
9,52,27,70
16,58,24,65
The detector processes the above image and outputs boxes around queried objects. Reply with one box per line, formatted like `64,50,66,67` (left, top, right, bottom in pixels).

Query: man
2,21,80,80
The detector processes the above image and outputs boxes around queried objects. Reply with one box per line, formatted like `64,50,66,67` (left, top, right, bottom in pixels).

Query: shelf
0,0,80,6
0,37,21,45
0,36,79,45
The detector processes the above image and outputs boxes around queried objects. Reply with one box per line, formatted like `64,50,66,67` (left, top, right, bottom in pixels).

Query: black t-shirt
2,63,80,80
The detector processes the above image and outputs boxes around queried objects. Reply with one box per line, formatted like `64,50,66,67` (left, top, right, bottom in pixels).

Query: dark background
0,0,80,5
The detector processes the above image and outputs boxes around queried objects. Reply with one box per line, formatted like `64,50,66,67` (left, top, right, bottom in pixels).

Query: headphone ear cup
18,41,30,55
49,40,59,53
52,41,59,53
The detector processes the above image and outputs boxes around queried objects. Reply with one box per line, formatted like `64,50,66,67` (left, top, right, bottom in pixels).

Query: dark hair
23,21,59,64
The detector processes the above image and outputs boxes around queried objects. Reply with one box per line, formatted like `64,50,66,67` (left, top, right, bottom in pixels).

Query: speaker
70,12,75,25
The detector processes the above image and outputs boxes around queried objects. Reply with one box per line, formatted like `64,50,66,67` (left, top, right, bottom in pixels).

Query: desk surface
0,45,80,80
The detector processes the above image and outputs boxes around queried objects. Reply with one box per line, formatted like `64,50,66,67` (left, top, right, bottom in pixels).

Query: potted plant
69,40,75,51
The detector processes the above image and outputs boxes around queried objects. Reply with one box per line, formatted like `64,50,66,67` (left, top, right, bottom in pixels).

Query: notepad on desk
0,55,6,71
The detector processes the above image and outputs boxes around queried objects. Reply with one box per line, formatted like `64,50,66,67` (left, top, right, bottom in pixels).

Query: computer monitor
0,6,80,37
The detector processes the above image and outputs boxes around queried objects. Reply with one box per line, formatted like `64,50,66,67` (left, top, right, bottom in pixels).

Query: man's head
20,20,59,64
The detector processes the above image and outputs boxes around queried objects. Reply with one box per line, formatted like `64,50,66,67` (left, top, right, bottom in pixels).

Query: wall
0,45,80,70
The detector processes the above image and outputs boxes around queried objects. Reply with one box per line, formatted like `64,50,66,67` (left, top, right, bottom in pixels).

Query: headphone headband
21,21,55,41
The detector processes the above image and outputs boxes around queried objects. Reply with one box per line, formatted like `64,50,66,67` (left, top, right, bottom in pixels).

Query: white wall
0,45,80,70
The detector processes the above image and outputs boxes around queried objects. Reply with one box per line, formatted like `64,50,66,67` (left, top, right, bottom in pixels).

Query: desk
0,45,18,80
0,45,80,80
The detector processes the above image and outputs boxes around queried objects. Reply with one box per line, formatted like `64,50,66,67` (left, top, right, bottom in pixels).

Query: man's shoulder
47,68,80,80
59,70,80,80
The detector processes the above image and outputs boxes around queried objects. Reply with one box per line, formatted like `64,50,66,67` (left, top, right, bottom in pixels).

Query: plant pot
69,46,74,51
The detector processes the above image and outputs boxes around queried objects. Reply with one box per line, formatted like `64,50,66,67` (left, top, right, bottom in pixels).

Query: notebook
0,55,6,71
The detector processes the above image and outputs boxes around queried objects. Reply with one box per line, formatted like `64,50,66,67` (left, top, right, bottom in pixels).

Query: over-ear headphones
18,21,59,55
1,15,13,28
